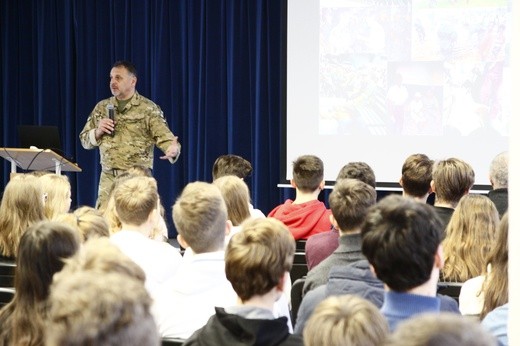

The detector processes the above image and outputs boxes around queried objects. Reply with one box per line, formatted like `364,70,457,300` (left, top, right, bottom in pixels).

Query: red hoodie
268,199,332,240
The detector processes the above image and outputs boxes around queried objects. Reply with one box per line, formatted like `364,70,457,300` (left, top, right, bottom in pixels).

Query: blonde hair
114,176,158,227
432,158,474,205
303,295,388,346
225,218,294,301
55,206,109,242
39,174,71,220
0,175,46,258
480,211,509,320
173,182,227,253
213,175,251,226
442,194,499,282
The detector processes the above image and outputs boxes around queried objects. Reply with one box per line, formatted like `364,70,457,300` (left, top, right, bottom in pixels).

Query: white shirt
459,275,486,315
110,230,182,296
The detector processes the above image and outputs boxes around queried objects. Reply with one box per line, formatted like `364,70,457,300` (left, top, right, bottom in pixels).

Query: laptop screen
17,125,67,159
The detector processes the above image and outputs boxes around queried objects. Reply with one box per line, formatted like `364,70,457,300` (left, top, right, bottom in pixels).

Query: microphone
106,104,115,137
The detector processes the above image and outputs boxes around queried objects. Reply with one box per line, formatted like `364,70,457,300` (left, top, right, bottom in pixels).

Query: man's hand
160,140,181,163
95,118,116,139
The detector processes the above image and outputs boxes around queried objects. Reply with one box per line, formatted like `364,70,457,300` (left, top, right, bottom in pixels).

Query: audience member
213,175,252,244
0,221,80,345
400,153,434,202
55,206,109,242
39,174,72,220
0,175,46,259
361,195,458,331
212,154,265,218
184,218,302,345
387,312,496,346
153,182,237,339
269,155,331,240
305,161,376,270
303,179,376,295
303,295,388,346
430,158,474,231
481,303,508,346
46,271,158,346
488,151,508,218
441,194,499,283
110,176,182,295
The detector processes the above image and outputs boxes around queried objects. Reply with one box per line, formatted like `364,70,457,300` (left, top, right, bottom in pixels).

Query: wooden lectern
0,148,81,176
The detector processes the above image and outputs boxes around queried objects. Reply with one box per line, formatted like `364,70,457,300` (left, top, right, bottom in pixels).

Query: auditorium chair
437,281,463,305
161,337,186,346
0,287,15,308
290,252,308,283
290,277,306,326
0,260,15,288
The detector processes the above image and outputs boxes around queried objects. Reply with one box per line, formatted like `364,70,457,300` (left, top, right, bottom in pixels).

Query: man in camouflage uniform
79,61,180,210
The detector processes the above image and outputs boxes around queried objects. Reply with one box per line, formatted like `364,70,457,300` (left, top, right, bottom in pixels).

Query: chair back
290,277,306,326
0,287,15,308
0,260,16,288
437,281,463,305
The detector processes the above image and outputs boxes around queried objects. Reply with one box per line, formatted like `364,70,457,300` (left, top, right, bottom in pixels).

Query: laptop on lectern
17,125,71,162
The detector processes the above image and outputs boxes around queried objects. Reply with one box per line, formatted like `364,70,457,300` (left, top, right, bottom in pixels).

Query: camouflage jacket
79,92,178,170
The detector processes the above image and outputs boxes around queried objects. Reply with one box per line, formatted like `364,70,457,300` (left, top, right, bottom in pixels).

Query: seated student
305,161,376,270
430,158,475,231
441,194,499,283
183,218,302,345
0,221,80,345
303,179,376,295
487,151,508,218
153,182,238,339
212,154,265,218
303,295,388,346
400,153,434,203
0,174,46,260
39,174,72,220
361,195,458,331
459,212,509,317
109,176,182,295
46,271,158,346
481,303,509,346
55,206,110,242
269,155,331,240
387,312,496,346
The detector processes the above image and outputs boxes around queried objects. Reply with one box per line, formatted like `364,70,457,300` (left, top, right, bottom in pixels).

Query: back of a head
225,218,295,302
0,174,46,258
39,174,71,220
329,179,377,232
361,195,443,292
336,162,376,188
401,154,434,198
46,271,158,346
15,221,80,302
213,175,251,226
442,194,499,282
173,181,227,253
303,295,388,346
489,151,508,189
292,155,324,192
56,237,146,283
386,313,496,346
432,158,474,204
55,206,109,242
113,176,158,226
212,154,253,180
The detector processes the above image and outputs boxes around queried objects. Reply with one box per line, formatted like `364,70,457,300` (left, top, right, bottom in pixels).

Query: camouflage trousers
95,170,125,210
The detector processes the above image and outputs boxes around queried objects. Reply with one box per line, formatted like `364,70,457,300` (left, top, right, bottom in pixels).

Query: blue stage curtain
0,0,291,235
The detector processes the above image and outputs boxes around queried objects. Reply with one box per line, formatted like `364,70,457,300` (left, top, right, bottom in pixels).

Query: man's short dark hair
329,179,376,231
113,60,138,77
361,195,443,292
292,155,324,193
336,162,376,188
212,154,253,180
401,154,434,197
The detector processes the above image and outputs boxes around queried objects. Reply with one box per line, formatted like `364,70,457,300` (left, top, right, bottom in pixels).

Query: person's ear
225,220,232,236
177,234,189,249
290,179,297,188
329,214,339,229
430,180,436,193
319,180,325,190
434,245,444,269
399,177,403,187
369,264,378,278
276,272,289,292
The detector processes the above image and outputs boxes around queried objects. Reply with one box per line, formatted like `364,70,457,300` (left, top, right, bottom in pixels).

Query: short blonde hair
39,174,71,220
173,182,227,253
432,158,474,205
213,175,251,226
442,194,499,282
225,218,294,301
55,206,109,242
303,295,388,346
114,176,158,226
